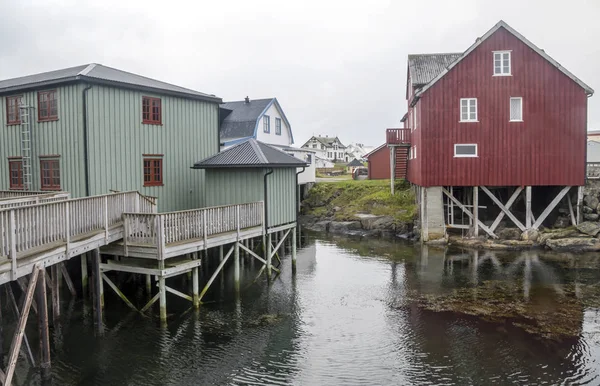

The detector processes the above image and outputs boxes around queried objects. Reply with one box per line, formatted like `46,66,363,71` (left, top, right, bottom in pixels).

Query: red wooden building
365,144,397,180
388,21,594,241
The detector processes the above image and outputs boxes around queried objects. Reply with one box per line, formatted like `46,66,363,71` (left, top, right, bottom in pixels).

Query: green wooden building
193,139,307,229
0,64,221,211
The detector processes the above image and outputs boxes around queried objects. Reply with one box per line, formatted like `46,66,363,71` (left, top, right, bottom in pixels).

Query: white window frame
509,97,523,122
460,98,478,122
263,115,270,133
413,146,417,159
493,51,511,76
454,144,478,158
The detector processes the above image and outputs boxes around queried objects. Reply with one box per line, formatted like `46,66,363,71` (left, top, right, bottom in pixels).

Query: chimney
245,96,250,104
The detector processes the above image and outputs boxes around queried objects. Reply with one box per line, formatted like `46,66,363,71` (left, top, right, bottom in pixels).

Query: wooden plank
442,188,497,238
4,266,40,386
141,293,160,313
577,186,583,224
489,188,523,232
567,194,576,226
51,265,60,320
481,186,525,232
532,186,571,229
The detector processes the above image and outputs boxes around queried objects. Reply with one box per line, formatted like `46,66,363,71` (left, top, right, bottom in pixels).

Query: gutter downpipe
263,167,274,232
295,167,306,222
82,85,93,196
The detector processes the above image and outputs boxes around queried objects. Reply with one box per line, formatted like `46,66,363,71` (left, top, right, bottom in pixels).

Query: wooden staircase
394,146,409,179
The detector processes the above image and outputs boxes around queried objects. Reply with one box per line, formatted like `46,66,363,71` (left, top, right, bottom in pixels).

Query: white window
460,98,477,122
493,51,511,76
263,115,270,133
454,144,478,158
510,97,523,121
413,146,417,159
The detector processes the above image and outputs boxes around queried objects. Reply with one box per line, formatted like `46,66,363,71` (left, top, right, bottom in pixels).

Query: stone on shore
546,237,600,251
576,221,600,236
328,221,362,234
354,214,395,230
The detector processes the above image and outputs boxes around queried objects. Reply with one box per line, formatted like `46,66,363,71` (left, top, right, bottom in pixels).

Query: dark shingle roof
347,159,364,167
0,63,221,102
307,136,346,148
220,99,273,140
193,139,307,169
408,53,462,87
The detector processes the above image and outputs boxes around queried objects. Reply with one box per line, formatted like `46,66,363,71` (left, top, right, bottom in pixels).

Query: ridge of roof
414,20,594,100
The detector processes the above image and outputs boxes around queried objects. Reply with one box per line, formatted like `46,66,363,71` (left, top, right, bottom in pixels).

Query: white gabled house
301,135,349,162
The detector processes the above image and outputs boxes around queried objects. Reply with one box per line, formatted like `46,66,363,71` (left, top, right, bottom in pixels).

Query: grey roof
193,139,307,169
220,98,273,140
0,63,221,102
304,136,346,148
347,159,364,167
408,53,462,87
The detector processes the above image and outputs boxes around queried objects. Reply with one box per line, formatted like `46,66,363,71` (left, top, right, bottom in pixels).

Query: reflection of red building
365,144,391,179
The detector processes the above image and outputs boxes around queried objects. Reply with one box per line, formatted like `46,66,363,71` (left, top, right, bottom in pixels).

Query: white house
345,143,375,161
588,140,600,162
219,97,293,148
301,135,349,162
272,145,316,184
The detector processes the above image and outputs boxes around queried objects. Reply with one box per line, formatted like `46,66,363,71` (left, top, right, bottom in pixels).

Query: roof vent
245,96,250,104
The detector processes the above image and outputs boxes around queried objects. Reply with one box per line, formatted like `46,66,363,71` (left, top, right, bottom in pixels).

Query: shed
192,139,307,229
364,144,390,180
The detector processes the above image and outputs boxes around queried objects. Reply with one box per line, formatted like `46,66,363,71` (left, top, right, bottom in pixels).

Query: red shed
387,20,594,241
365,144,389,179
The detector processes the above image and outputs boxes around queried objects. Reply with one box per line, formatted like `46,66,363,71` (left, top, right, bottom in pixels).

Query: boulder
538,228,578,244
576,221,600,236
546,237,600,251
328,221,362,234
553,216,571,228
354,214,394,230
584,195,599,210
596,202,600,213
521,229,539,242
583,206,594,214
497,227,521,240
584,213,600,221
307,221,331,232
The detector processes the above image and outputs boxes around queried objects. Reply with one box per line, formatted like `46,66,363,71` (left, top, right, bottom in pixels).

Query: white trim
509,97,523,122
460,98,478,122
415,21,594,98
493,50,512,76
454,143,478,157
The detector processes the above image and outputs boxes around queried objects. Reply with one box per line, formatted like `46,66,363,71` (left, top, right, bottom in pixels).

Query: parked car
353,167,368,180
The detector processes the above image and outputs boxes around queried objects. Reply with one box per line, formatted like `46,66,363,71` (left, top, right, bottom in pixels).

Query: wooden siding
86,85,219,211
366,145,391,179
0,84,86,195
415,26,588,187
204,167,297,228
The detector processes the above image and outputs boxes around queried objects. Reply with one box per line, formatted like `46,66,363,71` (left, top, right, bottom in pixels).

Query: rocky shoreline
299,214,416,240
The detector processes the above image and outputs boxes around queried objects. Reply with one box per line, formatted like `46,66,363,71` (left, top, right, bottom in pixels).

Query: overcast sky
1,0,599,147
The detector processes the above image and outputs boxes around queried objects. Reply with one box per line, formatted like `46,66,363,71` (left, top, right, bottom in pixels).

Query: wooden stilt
4,266,40,386
192,252,200,308
234,242,240,293
16,277,38,314
158,259,167,323
292,226,297,274
59,262,76,297
567,193,577,226
146,274,152,297
473,187,479,236
6,285,35,366
532,186,571,229
51,265,60,320
525,186,532,229
577,186,583,224
267,233,273,279
36,269,51,382
442,188,496,238
91,248,103,327
199,246,234,303
0,288,3,364
481,186,525,231
81,252,89,297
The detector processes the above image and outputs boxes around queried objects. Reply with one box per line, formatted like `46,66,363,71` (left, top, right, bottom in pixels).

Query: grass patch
303,179,416,224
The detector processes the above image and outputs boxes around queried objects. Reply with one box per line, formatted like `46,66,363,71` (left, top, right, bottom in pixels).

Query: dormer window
493,51,511,76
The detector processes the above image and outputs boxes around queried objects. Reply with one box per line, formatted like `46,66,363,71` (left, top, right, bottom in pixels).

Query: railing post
236,205,240,239
158,215,166,260
123,215,129,256
104,196,109,243
202,210,207,248
65,201,70,257
135,193,140,213
9,210,17,281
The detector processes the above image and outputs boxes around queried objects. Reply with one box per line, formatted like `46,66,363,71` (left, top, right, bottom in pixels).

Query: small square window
142,97,162,125
143,158,163,186
275,118,282,135
263,116,270,133
493,51,511,76
40,158,61,190
510,97,523,122
460,98,478,122
454,144,478,158
6,96,23,125
38,91,58,121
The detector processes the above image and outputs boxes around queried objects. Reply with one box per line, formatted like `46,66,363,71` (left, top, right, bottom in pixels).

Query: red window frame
40,158,61,190
142,96,162,125
8,159,24,189
143,158,163,186
38,90,58,122
6,95,23,125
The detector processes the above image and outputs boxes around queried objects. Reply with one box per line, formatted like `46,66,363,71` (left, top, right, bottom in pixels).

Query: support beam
6,285,35,366
158,273,167,323
234,242,240,294
4,266,40,386
36,269,51,382
81,252,89,297
270,229,291,259
292,227,297,274
267,233,273,279
481,186,525,232
567,194,577,226
91,248,103,327
199,246,234,303
101,273,138,312
59,262,77,297
525,186,532,229
473,187,479,236
532,186,571,230
146,275,152,298
442,188,497,238
577,186,583,224
164,285,193,302
192,253,199,308
489,187,523,232
141,293,160,313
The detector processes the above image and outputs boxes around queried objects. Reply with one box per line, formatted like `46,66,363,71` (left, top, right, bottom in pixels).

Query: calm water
9,233,600,385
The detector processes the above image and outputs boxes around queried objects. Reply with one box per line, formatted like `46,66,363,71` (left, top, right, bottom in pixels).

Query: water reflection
10,233,600,385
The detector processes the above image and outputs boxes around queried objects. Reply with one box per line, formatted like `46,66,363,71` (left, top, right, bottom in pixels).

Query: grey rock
307,221,331,232
596,202,600,213
546,237,600,251
354,214,394,230
584,195,599,210
583,206,594,214
328,221,362,234
576,221,600,236
553,216,571,228
538,229,578,244
497,227,521,240
333,206,342,212
558,208,570,215
584,213,600,221
521,229,539,242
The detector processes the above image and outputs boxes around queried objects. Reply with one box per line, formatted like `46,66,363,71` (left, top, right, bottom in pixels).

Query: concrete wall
421,186,446,241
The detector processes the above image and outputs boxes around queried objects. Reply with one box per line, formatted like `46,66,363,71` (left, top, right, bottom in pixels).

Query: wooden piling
51,265,60,321
146,274,152,298
36,269,51,382
81,252,89,297
0,288,3,363
192,252,200,308
267,233,273,279
234,242,240,293
158,260,167,323
91,248,103,327
292,227,297,274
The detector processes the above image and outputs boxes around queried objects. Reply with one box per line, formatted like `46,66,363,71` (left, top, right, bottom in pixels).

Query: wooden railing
0,192,70,209
386,128,411,145
123,202,264,254
0,191,155,260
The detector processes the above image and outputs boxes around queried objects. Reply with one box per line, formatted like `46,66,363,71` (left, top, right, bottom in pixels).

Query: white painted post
267,233,272,280
65,201,70,257
389,147,395,195
158,274,167,323
104,196,109,243
192,252,199,308
202,210,207,248
146,274,152,297
9,210,17,281
577,186,583,225
292,226,297,274
473,187,479,236
234,242,240,294
525,186,532,229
